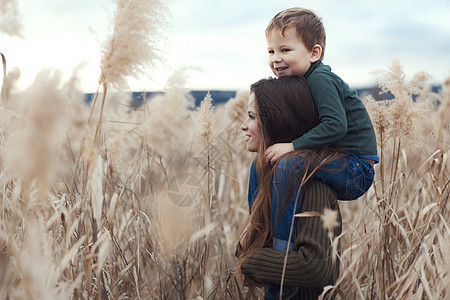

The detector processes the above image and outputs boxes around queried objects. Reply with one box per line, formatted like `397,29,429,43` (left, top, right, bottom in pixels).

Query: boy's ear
310,44,322,62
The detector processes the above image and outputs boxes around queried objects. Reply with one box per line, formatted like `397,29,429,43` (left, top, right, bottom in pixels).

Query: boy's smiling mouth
274,66,288,76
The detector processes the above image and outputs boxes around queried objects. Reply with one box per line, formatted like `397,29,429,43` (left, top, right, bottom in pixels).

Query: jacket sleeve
240,180,341,287
292,73,347,150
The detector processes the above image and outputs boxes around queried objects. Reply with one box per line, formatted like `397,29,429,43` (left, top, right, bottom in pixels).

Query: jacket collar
304,60,322,79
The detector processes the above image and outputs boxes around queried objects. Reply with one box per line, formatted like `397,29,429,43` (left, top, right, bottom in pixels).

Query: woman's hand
265,143,294,165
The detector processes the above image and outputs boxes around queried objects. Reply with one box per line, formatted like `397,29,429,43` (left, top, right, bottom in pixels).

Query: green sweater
293,60,378,157
241,180,342,299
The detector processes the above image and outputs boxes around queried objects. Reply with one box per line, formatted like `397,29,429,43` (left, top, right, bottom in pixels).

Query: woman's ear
310,44,322,63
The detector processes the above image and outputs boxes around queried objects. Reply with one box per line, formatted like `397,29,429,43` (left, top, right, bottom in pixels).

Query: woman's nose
240,121,247,131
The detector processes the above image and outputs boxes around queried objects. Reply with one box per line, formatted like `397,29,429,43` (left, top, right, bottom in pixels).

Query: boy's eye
268,50,274,54
282,48,290,52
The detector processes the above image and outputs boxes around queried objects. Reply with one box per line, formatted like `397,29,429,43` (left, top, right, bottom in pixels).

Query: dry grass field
0,0,448,299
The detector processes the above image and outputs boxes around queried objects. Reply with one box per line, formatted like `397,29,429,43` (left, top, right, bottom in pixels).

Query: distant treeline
84,85,442,107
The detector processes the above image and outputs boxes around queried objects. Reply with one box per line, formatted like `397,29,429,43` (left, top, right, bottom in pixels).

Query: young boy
253,7,379,299
265,7,378,168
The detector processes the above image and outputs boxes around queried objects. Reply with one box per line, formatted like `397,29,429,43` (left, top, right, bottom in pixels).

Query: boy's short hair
266,8,326,60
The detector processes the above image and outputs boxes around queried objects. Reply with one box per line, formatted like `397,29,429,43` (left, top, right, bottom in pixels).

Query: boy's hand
264,143,294,165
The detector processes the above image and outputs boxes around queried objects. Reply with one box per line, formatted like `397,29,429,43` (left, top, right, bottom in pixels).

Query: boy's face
266,27,318,77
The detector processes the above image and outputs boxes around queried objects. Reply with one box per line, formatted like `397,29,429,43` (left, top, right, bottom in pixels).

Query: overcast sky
2,0,450,93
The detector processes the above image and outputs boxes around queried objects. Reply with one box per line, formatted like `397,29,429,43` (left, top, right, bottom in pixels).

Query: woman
238,76,342,299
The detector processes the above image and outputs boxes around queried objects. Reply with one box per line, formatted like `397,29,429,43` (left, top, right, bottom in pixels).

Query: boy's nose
272,53,282,62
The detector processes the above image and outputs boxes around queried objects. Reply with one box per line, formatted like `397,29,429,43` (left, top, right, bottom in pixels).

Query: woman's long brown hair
239,76,341,270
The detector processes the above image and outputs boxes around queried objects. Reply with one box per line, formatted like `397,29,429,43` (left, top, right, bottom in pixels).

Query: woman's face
241,93,261,152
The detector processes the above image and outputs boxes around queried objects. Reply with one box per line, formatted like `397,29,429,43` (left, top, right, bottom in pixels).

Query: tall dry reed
0,0,23,37
100,0,169,89
0,1,448,299
332,57,449,300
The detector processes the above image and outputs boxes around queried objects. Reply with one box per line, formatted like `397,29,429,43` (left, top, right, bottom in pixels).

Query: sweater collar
304,60,322,79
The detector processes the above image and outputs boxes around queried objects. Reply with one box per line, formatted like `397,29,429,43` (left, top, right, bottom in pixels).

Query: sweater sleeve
240,180,341,287
292,72,347,150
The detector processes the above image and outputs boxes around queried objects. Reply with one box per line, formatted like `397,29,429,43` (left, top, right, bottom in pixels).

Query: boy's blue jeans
247,153,376,299
314,152,375,200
